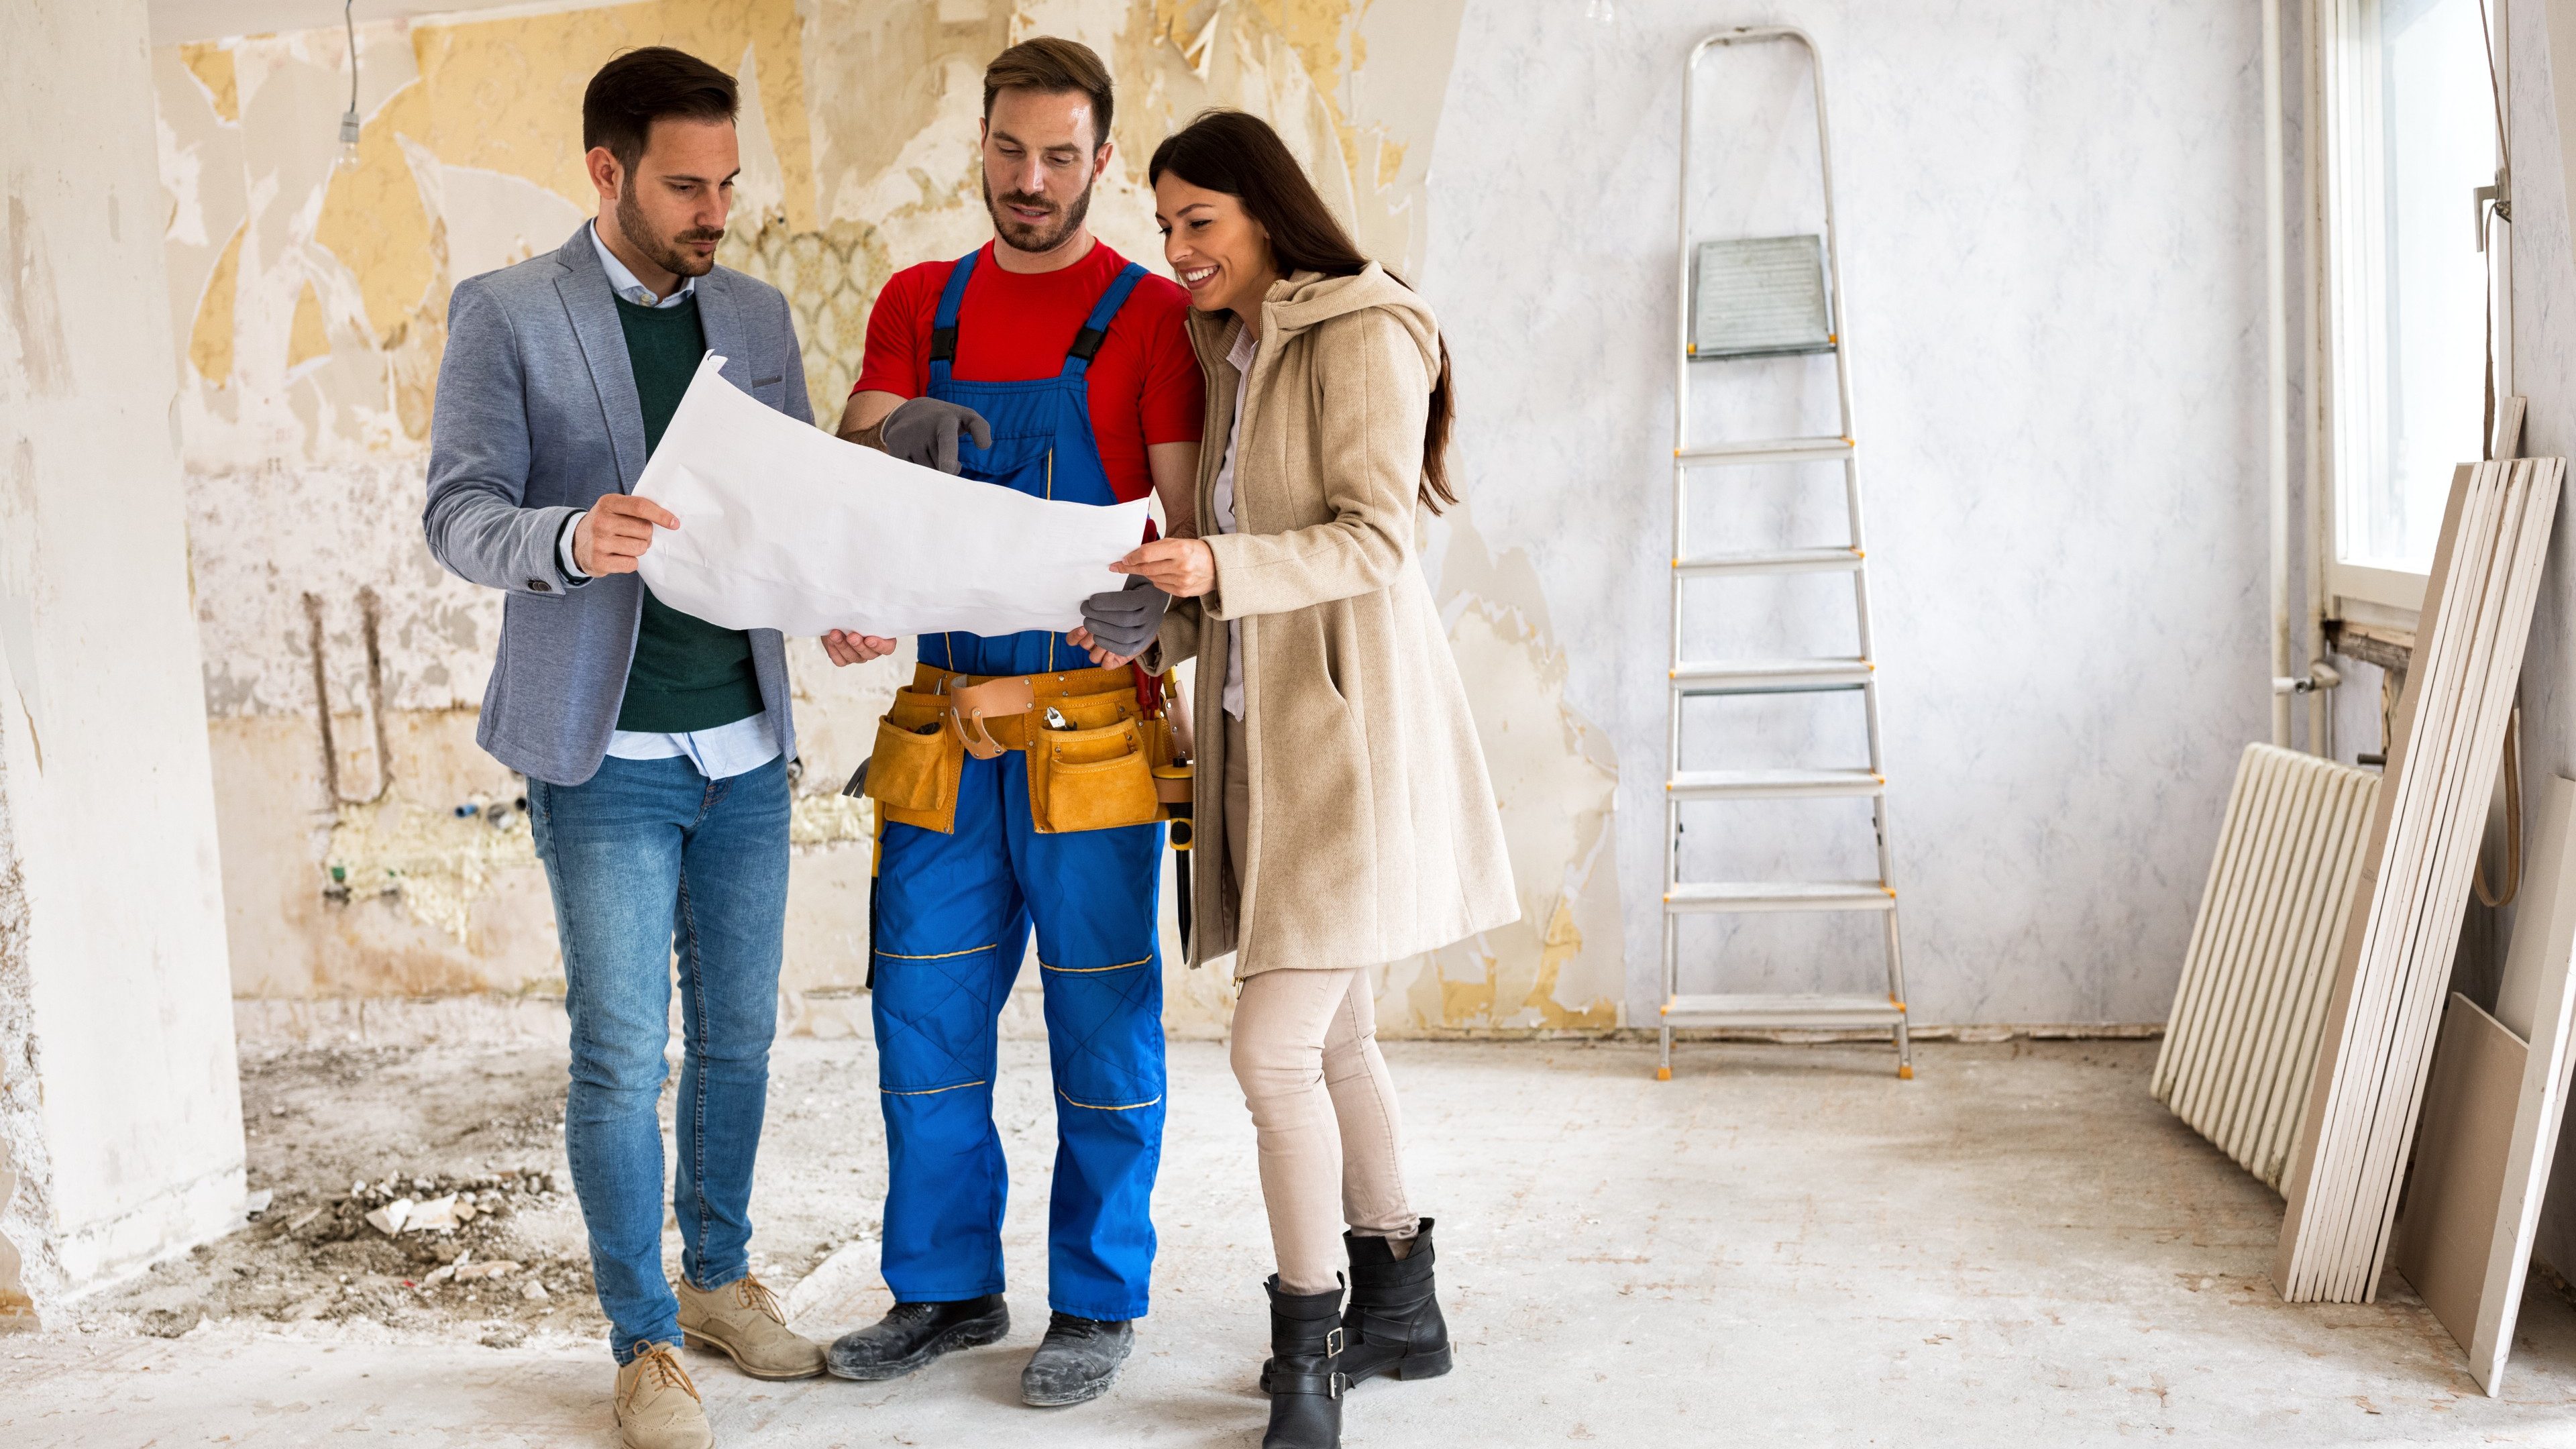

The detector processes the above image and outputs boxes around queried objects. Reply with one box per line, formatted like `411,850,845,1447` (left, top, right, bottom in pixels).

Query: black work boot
1340,1218,1452,1385
824,1295,1009,1381
1020,1312,1134,1406
1260,1275,1346,1449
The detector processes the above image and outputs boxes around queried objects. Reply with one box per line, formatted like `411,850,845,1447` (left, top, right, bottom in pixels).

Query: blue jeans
528,753,790,1364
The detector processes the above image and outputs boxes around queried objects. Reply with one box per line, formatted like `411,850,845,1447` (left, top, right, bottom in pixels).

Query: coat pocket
1029,719,1161,834
865,693,964,831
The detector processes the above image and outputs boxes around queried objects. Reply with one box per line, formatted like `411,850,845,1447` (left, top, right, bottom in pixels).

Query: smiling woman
1123,107,1516,1449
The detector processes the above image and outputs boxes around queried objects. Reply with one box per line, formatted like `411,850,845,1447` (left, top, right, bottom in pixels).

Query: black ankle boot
1260,1275,1346,1449
1341,1217,1451,1385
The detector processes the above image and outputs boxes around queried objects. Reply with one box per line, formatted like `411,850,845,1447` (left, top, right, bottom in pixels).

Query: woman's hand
1112,537,1216,598
821,630,898,667
1066,626,1134,669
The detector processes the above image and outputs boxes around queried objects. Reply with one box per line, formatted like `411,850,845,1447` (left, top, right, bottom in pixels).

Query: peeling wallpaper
157,0,1621,1036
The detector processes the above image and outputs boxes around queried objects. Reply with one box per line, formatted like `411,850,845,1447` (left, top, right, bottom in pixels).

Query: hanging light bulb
333,0,362,171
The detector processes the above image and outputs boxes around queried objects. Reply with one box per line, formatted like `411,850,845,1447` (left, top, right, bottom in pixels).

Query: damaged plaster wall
160,0,1627,1038
0,735,50,1328
3,0,249,1308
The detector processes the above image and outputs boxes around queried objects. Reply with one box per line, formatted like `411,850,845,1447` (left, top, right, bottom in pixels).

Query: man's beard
983,172,1092,256
616,182,724,284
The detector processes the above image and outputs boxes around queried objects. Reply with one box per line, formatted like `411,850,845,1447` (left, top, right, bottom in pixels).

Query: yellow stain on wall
287,281,331,369
1243,0,1362,172
411,0,818,229
189,221,246,385
178,42,239,123
314,82,437,347
1529,900,1617,1030
1375,134,1405,191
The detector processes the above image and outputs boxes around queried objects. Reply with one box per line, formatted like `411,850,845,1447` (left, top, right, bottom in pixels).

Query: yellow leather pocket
865,697,963,832
1030,720,1161,834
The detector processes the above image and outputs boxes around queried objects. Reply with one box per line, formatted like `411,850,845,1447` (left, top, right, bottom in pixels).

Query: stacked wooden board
2275,457,2566,1303
2385,776,2576,1393
2155,744,2380,1189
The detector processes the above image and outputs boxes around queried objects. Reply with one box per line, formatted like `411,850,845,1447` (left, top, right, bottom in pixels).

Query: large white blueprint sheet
632,354,1149,638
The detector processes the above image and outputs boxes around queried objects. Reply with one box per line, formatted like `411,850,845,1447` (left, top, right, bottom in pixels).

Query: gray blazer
424,223,812,786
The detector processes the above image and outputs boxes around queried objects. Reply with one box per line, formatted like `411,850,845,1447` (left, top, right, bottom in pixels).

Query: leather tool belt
855,663,1193,837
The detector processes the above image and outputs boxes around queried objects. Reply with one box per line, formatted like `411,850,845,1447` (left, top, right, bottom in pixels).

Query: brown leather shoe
678,1273,826,1381
614,1342,713,1449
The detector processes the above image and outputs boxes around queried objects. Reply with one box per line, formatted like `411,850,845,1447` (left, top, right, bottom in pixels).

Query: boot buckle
1330,1371,1348,1399
1324,1327,1344,1357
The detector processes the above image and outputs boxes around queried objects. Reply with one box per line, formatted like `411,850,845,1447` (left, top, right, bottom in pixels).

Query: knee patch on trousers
1040,956,1165,1112
872,943,1007,1096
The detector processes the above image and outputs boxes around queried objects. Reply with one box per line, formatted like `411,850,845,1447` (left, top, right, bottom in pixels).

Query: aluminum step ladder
1660,26,1911,1081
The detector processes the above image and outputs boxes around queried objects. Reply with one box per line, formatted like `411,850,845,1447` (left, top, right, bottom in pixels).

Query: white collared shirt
568,221,779,780
1211,325,1258,718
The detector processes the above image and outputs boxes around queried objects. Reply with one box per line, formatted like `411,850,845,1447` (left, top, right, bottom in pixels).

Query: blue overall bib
870,250,1167,1322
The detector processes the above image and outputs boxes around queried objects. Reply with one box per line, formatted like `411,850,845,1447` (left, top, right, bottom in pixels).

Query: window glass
2339,0,2496,574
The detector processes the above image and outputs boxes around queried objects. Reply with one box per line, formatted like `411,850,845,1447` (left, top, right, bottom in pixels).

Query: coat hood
1191,262,1442,380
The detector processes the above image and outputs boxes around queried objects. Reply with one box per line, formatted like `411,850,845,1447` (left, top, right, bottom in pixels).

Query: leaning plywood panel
2397,775,2576,1394
2275,458,2566,1303
2389,994,2524,1359
2154,745,2379,1189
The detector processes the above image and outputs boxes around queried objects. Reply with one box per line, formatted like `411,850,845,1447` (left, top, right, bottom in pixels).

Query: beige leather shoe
678,1273,826,1380
614,1342,713,1449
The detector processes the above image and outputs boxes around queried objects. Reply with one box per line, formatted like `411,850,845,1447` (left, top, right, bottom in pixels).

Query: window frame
2314,0,2510,620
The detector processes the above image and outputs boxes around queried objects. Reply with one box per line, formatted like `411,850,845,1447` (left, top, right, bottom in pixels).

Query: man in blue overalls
821,38,1204,1410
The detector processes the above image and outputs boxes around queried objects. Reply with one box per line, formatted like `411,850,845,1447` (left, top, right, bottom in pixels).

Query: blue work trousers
528,753,790,1364
871,749,1167,1322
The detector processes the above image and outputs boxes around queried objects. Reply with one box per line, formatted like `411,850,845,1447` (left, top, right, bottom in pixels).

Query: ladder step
1660,992,1907,1028
1676,436,1855,467
1666,880,1896,913
1671,657,1873,694
1674,547,1863,578
1667,768,1884,801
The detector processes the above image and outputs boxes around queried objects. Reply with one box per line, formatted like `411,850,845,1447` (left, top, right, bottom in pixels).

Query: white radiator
2154,743,2381,1189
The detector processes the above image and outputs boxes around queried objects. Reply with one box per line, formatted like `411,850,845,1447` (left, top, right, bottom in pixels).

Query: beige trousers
1226,716,1419,1295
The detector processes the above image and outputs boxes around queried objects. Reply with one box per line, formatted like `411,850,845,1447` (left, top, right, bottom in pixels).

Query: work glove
1079,576,1172,661
879,397,994,474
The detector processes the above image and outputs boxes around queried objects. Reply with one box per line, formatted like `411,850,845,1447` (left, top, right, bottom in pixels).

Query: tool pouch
1029,716,1163,834
863,688,965,833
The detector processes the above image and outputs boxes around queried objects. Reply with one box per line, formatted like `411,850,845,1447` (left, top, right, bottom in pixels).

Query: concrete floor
14,1036,2576,1446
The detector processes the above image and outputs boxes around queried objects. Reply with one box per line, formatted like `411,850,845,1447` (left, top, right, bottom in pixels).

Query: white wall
1421,1,2273,1026
1,0,247,1313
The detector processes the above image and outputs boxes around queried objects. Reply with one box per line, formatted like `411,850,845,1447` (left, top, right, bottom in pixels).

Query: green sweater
610,294,763,733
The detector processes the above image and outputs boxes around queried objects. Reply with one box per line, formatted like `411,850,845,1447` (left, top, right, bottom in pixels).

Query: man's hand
1112,537,1216,598
878,397,994,474
574,494,678,576
1067,626,1132,669
822,630,898,667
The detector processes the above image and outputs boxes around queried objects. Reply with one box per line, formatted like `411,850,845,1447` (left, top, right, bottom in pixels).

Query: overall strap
928,250,979,389
1061,263,1150,380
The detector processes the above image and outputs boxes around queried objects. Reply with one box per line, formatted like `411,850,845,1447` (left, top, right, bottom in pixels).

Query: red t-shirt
852,240,1204,503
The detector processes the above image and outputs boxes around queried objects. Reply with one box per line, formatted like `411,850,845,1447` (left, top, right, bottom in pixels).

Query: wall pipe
2267,0,2295,749
2306,0,2332,761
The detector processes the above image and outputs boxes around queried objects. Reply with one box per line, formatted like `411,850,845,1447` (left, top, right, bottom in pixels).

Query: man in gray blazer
423,47,885,1449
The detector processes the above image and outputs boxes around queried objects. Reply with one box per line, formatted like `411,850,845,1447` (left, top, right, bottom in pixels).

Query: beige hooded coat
1150,264,1518,976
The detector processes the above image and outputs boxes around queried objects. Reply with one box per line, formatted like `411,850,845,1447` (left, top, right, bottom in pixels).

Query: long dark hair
1147,109,1458,514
